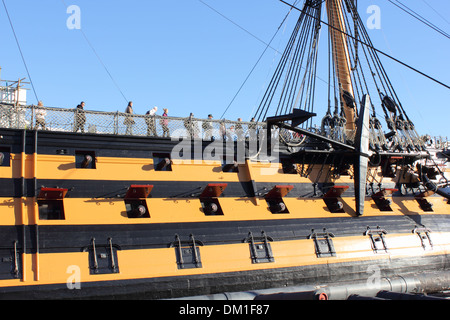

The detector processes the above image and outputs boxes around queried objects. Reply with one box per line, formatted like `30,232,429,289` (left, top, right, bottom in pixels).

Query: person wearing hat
202,114,214,141
35,101,47,130
74,101,86,133
161,108,170,137
145,106,158,136
184,113,195,138
235,117,244,141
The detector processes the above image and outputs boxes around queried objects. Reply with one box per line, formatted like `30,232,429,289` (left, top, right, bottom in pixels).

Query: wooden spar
326,0,356,131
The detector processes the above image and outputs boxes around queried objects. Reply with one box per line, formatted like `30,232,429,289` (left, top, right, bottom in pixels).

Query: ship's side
0,127,448,299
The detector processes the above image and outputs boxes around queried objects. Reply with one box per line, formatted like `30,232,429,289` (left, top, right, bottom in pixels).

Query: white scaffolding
0,67,28,106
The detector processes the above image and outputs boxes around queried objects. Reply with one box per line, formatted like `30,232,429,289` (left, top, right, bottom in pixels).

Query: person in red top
161,108,169,137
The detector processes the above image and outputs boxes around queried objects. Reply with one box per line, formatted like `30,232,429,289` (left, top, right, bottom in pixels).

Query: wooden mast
326,0,356,132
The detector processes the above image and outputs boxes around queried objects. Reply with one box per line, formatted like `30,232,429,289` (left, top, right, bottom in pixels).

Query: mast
326,0,356,132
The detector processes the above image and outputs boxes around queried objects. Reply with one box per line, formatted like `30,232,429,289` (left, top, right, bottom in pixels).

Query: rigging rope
254,2,323,123
60,0,128,103
386,0,450,40
279,0,450,91
214,1,299,119
421,0,450,27
264,0,428,151
199,0,330,120
78,29,129,103
2,0,40,103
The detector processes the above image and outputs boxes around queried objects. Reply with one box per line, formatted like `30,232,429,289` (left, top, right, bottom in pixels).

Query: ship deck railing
0,103,275,141
2,104,448,153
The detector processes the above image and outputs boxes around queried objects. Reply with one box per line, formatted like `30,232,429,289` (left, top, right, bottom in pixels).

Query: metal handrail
0,103,272,141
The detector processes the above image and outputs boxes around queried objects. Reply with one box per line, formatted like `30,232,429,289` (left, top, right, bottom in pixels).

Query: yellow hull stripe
0,232,448,288
0,195,448,226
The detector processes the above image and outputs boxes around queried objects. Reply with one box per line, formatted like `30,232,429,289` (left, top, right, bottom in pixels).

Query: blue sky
1,0,449,137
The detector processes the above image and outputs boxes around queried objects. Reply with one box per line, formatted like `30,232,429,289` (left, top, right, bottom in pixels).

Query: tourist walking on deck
202,114,214,141
146,106,158,136
235,118,244,141
124,101,135,135
219,121,227,141
184,113,195,138
160,108,170,137
74,101,86,133
35,101,47,130
248,117,257,141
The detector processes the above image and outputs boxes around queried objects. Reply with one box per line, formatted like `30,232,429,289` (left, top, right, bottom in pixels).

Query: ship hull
0,128,449,299
0,254,448,300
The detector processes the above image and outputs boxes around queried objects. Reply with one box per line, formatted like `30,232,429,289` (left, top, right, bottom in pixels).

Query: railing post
30,105,34,130
114,111,119,135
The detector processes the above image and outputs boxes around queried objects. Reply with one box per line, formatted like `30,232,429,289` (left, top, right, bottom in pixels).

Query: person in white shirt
146,106,158,136
35,101,47,130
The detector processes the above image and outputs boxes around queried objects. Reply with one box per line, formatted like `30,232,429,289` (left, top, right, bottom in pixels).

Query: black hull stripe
1,214,447,254
1,177,395,199
0,128,274,159
0,254,447,300
0,128,180,157
1,128,299,158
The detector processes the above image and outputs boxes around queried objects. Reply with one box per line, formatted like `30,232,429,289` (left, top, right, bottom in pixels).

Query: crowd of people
33,101,259,141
